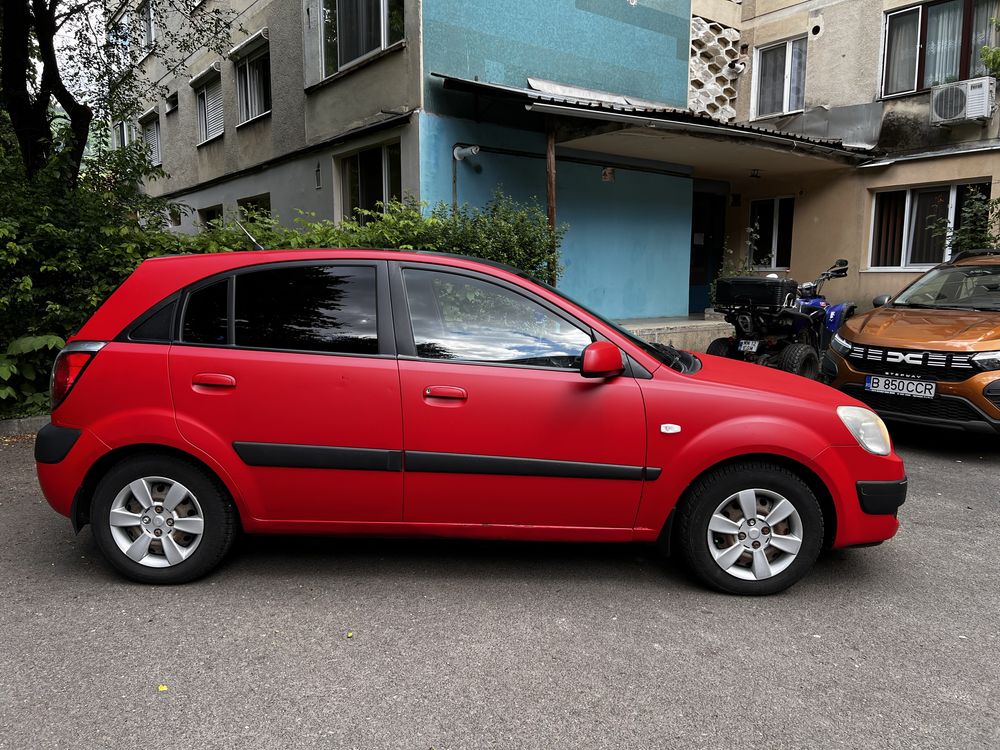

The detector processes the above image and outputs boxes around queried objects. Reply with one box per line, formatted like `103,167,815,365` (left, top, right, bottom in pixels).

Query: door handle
423,385,467,400
192,372,237,388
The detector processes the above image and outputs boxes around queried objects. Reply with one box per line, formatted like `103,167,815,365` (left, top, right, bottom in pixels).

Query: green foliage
980,19,1000,78
198,193,564,282
710,222,762,305
929,188,1000,256
0,335,65,416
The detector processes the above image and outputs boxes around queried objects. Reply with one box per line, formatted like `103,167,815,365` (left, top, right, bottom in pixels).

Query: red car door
394,263,648,528
169,261,403,523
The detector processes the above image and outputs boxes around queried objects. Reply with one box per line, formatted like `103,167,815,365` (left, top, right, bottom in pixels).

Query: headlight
830,333,852,356
837,406,892,456
972,351,1000,371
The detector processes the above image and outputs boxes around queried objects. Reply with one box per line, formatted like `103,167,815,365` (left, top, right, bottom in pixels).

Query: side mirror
872,294,891,308
580,341,625,379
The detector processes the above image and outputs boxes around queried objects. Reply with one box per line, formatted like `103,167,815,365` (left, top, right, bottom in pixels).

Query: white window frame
236,48,272,125
867,181,990,270
751,37,807,119
880,7,922,98
112,120,135,149
138,0,156,49
319,0,402,79
196,77,224,145
749,196,795,270
140,116,161,165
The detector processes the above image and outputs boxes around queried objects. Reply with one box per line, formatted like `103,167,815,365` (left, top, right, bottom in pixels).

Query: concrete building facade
709,0,1000,306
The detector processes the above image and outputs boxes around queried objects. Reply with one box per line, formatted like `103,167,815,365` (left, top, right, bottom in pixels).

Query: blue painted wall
419,113,692,319
422,0,690,108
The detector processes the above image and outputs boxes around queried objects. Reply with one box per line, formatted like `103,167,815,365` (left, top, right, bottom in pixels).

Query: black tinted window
403,269,591,368
129,300,176,342
235,265,378,354
182,280,229,345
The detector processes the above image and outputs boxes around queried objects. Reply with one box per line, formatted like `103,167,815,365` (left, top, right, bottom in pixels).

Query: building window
870,182,990,267
321,0,404,78
238,193,271,218
882,0,1000,96
138,0,156,48
141,116,161,165
112,120,134,149
198,204,224,226
754,38,806,117
341,142,401,220
237,50,271,124
196,77,224,143
749,197,795,269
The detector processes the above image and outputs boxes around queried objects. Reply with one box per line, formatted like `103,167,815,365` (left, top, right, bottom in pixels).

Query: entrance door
395,265,648,528
689,192,728,313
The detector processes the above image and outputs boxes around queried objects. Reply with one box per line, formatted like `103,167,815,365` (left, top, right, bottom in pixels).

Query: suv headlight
837,406,892,456
830,333,852,357
972,351,1000,371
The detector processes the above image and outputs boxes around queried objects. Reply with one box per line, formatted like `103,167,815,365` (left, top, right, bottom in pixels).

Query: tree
1,0,239,187
929,187,1000,256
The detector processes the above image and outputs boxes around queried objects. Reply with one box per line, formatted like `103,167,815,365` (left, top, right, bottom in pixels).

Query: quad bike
707,259,856,379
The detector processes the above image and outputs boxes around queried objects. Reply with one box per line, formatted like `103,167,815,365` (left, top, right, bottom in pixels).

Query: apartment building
694,0,1000,304
126,0,879,318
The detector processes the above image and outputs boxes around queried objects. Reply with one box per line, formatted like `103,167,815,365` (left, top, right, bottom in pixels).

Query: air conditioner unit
929,77,996,126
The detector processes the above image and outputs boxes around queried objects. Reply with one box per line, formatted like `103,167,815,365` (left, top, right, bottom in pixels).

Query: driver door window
402,269,592,368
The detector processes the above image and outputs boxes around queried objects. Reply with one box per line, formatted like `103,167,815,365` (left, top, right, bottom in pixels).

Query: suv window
234,264,378,354
402,269,591,368
182,279,229,345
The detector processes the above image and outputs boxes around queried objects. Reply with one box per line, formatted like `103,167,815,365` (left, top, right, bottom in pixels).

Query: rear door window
234,264,378,354
181,279,229,345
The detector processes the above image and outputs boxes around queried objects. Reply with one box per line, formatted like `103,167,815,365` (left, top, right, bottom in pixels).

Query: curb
0,415,49,436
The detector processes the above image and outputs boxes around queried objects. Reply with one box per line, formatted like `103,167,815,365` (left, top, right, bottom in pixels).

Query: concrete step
619,315,731,353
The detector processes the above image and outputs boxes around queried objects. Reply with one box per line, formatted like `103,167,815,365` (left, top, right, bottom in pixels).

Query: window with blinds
871,182,991,267
197,78,224,143
237,50,271,124
141,118,160,165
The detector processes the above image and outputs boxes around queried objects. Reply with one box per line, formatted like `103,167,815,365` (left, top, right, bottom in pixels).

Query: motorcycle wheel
706,338,732,357
778,343,820,379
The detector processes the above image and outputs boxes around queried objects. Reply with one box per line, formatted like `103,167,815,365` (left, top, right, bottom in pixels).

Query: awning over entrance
433,73,874,179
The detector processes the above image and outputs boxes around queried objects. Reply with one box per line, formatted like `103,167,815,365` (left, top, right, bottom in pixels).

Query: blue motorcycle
707,259,855,379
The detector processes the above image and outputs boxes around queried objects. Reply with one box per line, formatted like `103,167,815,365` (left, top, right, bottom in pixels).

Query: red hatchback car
35,250,906,594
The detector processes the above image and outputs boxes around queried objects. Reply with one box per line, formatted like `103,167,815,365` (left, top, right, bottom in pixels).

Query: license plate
865,375,936,399
738,340,760,353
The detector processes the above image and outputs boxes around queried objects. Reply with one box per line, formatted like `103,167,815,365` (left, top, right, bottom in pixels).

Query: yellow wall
725,152,1000,309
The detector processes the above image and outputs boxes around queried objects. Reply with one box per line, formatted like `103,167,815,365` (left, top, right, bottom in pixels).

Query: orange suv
825,251,1000,433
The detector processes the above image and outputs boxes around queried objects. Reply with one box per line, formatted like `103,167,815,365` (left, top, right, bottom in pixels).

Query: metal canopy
433,73,874,180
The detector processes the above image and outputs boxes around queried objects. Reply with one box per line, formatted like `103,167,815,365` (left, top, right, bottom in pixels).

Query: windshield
893,265,1000,311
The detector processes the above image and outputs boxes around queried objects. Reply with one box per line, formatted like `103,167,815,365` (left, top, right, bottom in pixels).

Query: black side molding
405,451,649,481
856,478,907,515
233,442,403,472
34,424,81,464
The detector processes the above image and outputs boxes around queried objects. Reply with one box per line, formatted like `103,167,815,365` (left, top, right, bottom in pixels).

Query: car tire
676,461,824,595
706,338,732,357
778,343,820,379
90,454,237,584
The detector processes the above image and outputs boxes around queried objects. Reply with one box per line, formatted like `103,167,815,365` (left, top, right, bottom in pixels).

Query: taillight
51,342,106,409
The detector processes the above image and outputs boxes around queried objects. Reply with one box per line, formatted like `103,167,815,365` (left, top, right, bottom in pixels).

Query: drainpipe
452,144,480,208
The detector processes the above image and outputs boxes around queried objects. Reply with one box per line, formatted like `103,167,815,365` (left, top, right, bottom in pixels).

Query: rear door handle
423,385,467,400
192,372,237,388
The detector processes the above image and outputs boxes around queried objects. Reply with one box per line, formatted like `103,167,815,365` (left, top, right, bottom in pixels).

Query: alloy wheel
705,488,804,581
108,476,205,568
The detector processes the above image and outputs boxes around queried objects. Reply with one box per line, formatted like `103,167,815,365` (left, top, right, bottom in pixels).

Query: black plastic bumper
857,478,907,515
34,423,81,464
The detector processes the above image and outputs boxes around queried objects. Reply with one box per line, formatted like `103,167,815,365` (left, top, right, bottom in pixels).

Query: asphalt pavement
0,427,998,749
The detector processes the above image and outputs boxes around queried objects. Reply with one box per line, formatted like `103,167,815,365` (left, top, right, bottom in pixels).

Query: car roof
949,251,1000,266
